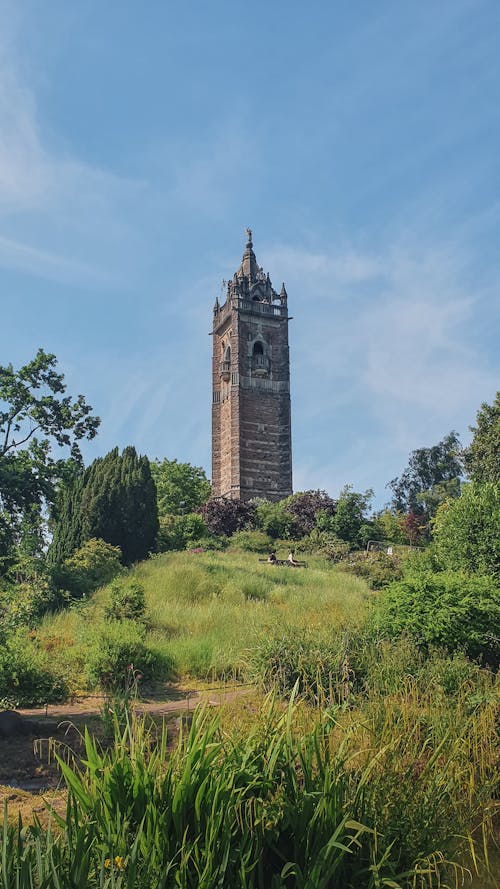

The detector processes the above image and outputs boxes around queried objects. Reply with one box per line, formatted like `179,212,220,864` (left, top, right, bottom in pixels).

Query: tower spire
240,226,257,280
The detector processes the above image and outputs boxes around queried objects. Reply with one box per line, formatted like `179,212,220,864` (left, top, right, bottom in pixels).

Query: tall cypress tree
48,472,85,565
50,447,158,566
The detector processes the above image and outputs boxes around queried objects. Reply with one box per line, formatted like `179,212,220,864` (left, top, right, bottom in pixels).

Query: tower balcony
252,354,270,376
219,360,231,381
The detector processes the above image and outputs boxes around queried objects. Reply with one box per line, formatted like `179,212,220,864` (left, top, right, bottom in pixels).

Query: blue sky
1,0,499,507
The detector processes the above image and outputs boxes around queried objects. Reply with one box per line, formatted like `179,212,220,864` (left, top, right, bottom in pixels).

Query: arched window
252,341,264,356
224,345,231,364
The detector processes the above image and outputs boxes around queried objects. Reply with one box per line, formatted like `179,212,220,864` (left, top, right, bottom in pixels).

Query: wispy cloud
263,233,498,486
0,18,147,286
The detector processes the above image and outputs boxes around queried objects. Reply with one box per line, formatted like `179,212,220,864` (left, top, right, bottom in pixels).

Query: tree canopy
150,458,210,516
0,349,99,564
463,391,500,484
388,432,463,518
50,447,158,566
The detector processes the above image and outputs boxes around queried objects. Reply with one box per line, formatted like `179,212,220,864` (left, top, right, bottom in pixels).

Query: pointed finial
280,282,288,304
245,226,253,246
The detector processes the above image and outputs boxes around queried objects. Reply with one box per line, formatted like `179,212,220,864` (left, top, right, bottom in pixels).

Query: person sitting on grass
288,550,298,566
267,551,277,563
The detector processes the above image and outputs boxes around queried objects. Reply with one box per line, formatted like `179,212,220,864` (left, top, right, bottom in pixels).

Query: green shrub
230,529,273,552
188,535,228,551
432,482,500,577
373,570,500,666
295,529,349,561
105,580,146,622
345,550,405,589
0,629,66,706
0,578,65,631
254,498,297,539
85,620,174,690
54,538,122,598
157,513,208,552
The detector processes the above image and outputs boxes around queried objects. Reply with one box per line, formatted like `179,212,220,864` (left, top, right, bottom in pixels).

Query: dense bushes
85,620,173,690
344,550,405,589
200,497,255,536
157,513,208,552
432,482,500,577
50,447,158,566
53,538,122,598
373,570,500,667
0,629,66,706
230,529,273,552
105,579,146,623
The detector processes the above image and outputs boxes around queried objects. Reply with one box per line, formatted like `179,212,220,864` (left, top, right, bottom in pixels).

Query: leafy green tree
432,482,500,578
157,513,208,552
0,349,99,564
463,391,500,484
50,447,158,565
150,458,210,516
388,432,463,518
372,510,408,545
322,486,373,547
254,498,297,540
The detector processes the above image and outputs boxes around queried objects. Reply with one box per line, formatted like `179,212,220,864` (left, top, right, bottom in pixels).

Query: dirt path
1,684,253,810
18,682,252,721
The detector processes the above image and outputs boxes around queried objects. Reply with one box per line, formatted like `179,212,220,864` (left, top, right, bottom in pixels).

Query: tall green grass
1,690,497,888
37,551,370,689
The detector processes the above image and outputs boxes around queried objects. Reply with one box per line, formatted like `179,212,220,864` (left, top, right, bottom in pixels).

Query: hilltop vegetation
0,350,499,887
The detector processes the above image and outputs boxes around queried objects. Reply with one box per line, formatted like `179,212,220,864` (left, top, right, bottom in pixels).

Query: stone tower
211,229,292,501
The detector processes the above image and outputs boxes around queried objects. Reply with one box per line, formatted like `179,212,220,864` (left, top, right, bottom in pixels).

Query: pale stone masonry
211,230,293,501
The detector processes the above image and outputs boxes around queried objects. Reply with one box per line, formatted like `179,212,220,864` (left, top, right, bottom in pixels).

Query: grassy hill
37,550,371,694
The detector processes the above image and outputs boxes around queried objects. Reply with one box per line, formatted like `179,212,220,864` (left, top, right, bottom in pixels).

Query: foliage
156,512,208,552
248,628,347,703
150,457,211,516
1,689,497,888
85,620,173,690
0,628,66,706
294,529,349,561
388,431,463,517
318,485,373,547
253,498,297,539
53,538,123,598
373,570,500,667
200,496,255,536
105,580,146,623
372,509,408,544
0,349,99,565
432,482,500,577
50,447,158,565
345,550,405,589
0,576,64,632
230,529,273,552
284,489,336,537
403,509,427,545
463,390,500,483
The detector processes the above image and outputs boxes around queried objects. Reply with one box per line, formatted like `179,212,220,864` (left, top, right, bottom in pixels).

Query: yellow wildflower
114,856,124,870
104,858,111,869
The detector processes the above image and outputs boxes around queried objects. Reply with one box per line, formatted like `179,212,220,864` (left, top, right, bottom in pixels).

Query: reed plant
1,688,497,888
